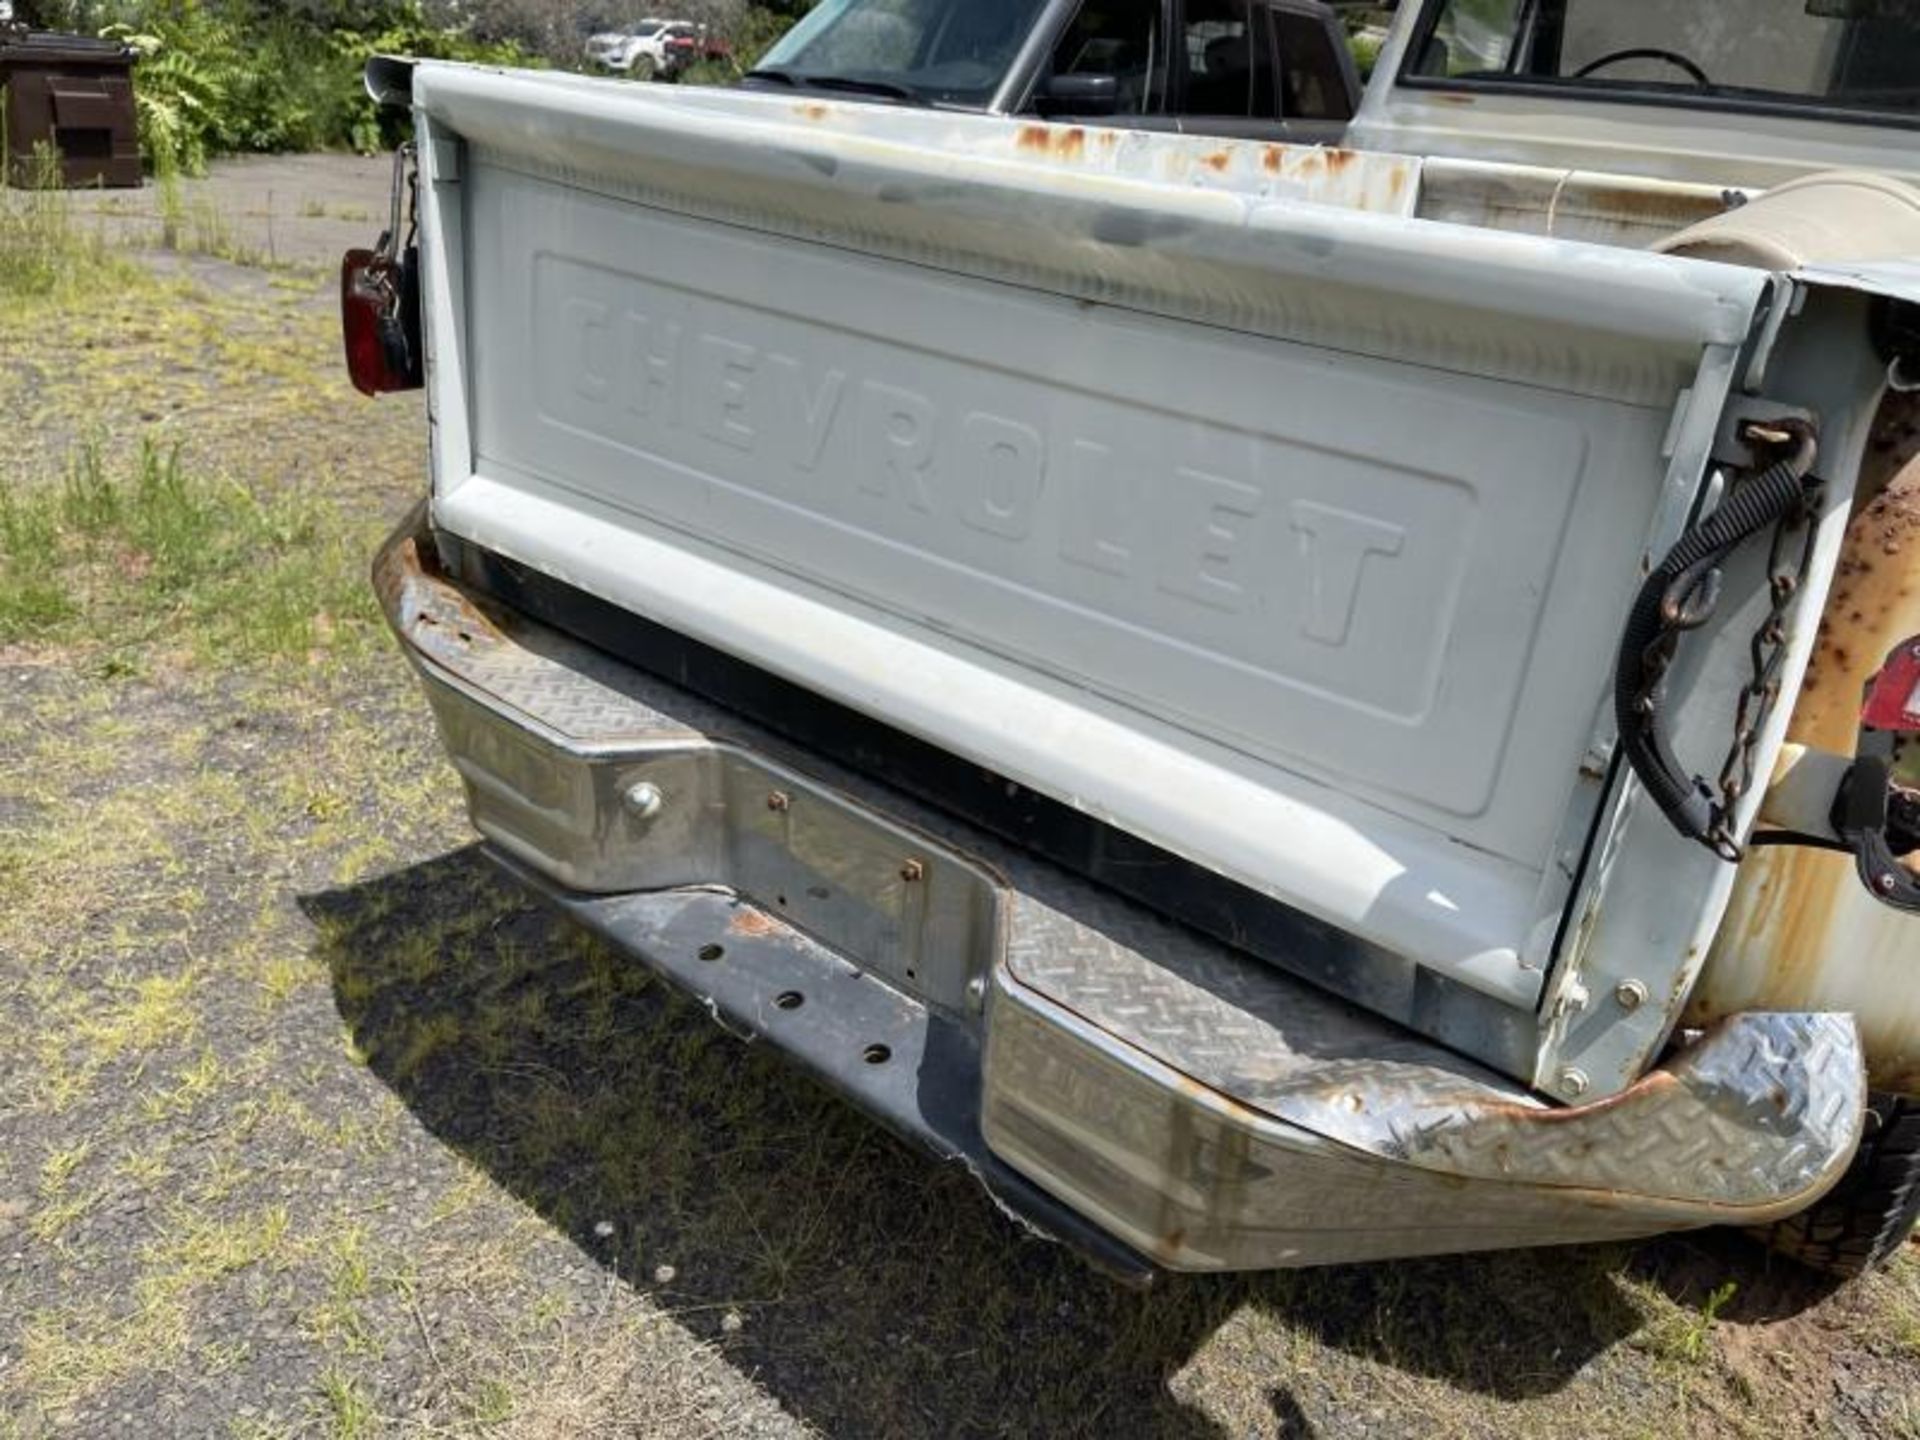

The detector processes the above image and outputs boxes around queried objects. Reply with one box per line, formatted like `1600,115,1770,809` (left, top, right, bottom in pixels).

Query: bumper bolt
1558,1067,1590,1099
1614,979,1648,1011
900,859,925,883
622,781,664,822
767,791,791,813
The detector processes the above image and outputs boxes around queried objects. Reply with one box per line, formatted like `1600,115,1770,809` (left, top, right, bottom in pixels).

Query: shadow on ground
301,848,1824,1436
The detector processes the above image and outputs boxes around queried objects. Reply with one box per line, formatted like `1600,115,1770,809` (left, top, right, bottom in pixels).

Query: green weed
0,437,382,665
317,1366,376,1439
1639,1278,1739,1366
0,145,131,304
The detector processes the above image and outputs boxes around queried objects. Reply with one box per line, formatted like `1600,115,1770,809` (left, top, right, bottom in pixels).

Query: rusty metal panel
0,32,141,189
1694,421,1920,1093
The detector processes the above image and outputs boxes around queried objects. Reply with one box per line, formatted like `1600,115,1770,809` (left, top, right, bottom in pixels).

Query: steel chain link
1707,476,1825,859
1628,443,1823,863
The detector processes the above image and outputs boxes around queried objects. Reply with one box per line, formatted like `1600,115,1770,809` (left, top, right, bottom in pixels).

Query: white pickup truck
345,0,1920,1284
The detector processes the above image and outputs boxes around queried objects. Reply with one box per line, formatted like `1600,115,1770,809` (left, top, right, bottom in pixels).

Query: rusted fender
1692,395,1920,1092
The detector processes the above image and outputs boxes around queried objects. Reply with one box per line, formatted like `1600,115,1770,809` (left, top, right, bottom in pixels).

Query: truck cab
744,0,1363,146
1355,0,1920,187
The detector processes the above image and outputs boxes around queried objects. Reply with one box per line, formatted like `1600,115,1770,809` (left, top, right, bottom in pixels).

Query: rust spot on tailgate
727,907,785,940
1200,149,1231,173
794,102,831,122
1016,124,1086,160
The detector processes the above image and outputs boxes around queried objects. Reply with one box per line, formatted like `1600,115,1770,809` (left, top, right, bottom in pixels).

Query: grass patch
1633,1276,1740,1367
78,970,202,1063
11,1293,192,1415
148,1203,294,1282
298,198,371,223
0,151,138,307
316,1366,377,1439
0,438,382,666
31,1141,105,1245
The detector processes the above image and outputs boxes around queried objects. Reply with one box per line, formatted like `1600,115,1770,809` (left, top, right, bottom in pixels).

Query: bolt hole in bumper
376,508,1866,1275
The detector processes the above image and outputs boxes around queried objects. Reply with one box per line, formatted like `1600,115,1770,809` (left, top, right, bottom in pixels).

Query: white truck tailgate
405,65,1801,1086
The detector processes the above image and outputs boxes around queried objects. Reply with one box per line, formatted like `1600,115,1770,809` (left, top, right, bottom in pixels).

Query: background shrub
5,3,830,172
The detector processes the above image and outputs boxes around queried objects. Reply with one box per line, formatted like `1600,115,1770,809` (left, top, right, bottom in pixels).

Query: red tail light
341,248,424,397
1863,639,1920,734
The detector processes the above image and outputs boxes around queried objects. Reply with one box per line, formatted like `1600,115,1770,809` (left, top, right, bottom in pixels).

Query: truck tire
632,55,656,82
1764,1094,1920,1276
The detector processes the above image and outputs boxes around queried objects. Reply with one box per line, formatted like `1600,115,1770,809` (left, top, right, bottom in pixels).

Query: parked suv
585,18,710,81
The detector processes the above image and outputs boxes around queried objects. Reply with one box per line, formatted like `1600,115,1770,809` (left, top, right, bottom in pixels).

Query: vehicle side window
1410,0,1524,78
1047,0,1168,114
1273,8,1354,120
925,3,1036,76
1178,0,1277,118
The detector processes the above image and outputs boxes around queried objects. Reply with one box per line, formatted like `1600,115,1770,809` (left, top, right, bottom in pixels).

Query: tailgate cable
1614,419,1821,863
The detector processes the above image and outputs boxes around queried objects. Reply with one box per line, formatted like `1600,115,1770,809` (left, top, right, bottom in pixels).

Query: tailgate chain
1615,419,1822,862
1713,427,1828,856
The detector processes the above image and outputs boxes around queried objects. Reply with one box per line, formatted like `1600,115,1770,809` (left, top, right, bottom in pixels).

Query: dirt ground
2,155,1919,1439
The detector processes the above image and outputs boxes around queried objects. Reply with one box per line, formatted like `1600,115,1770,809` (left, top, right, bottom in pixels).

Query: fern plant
100,1,536,170
108,31,224,174
103,4,251,177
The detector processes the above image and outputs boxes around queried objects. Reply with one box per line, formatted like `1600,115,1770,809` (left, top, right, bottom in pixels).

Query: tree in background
13,0,816,64
10,1,821,171
10,0,107,25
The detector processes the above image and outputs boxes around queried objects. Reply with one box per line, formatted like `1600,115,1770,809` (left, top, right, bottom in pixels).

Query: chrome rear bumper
378,510,1867,1273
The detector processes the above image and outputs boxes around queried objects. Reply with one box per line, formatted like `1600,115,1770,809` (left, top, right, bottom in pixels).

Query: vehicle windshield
1406,0,1920,122
754,0,1053,105
626,21,666,37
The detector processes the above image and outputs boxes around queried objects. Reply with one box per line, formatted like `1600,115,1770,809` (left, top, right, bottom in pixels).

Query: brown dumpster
0,30,142,188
